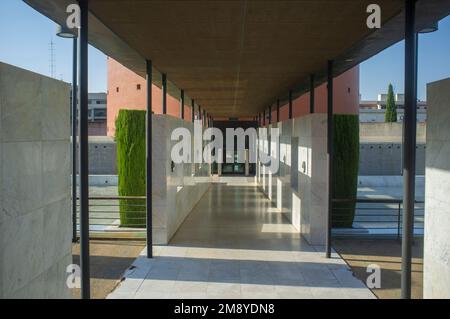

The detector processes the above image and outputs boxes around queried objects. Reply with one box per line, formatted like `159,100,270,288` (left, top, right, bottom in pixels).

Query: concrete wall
85,136,117,174
0,63,71,298
359,143,426,175
152,115,211,244
359,108,427,123
90,118,430,177
359,122,426,176
359,122,426,143
257,114,328,245
424,77,450,299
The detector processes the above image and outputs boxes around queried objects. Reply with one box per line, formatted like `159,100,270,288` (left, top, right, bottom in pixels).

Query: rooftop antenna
49,39,55,78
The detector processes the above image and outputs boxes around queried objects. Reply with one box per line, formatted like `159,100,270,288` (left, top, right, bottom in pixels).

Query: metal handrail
333,198,424,204
332,197,425,239
74,195,147,239
77,195,146,200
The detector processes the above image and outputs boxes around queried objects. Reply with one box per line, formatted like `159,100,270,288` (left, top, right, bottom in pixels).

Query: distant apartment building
359,93,427,122
88,92,107,135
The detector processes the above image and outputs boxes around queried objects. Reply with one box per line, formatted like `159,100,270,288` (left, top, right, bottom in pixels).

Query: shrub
332,114,360,228
115,110,146,227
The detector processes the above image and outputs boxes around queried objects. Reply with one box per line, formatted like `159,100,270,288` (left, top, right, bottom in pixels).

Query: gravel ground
333,238,424,299
71,239,145,299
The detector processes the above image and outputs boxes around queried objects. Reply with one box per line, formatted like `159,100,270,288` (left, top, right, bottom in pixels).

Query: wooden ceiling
87,0,402,116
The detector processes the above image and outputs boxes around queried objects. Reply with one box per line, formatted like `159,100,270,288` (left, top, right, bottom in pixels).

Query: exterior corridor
108,182,375,299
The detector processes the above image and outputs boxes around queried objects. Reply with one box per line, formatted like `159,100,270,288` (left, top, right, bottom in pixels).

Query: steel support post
146,60,153,258
71,37,78,243
180,89,184,120
162,73,167,114
288,90,293,119
276,99,280,123
78,0,90,299
326,61,333,259
401,0,417,299
310,74,315,114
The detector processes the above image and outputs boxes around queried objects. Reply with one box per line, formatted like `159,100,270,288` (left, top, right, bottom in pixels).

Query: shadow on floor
333,238,423,299
71,239,145,299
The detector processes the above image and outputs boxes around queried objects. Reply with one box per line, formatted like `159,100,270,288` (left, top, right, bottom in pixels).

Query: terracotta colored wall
108,57,359,134
259,66,359,126
107,58,187,136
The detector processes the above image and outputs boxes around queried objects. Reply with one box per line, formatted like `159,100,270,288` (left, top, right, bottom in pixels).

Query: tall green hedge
332,114,360,228
115,110,146,227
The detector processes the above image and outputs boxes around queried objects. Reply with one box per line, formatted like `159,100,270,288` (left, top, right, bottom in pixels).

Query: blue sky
0,0,449,100
0,0,107,92
360,15,450,101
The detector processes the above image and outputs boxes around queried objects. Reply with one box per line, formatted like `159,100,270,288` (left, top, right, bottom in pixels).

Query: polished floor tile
108,183,375,299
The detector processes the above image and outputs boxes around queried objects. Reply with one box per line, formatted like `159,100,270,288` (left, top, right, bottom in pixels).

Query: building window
137,84,141,90
94,109,106,118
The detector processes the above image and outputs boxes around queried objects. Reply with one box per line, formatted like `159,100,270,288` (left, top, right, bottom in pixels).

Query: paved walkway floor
108,183,375,299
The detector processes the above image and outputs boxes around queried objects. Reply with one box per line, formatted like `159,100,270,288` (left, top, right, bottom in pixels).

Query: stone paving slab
108,184,375,299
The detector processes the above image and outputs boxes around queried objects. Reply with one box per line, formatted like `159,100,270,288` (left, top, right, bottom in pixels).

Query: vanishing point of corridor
109,182,375,299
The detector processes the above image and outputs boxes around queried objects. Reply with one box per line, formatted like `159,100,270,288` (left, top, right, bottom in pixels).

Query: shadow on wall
257,115,328,246
257,113,361,243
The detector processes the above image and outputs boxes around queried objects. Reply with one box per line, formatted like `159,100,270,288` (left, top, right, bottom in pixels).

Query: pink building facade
107,57,359,136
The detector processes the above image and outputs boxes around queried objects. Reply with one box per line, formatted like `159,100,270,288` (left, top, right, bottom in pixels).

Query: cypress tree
385,83,397,122
332,114,360,228
115,110,146,227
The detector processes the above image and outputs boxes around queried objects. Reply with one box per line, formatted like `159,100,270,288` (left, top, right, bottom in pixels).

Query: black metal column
71,37,78,243
401,0,417,299
191,99,195,123
180,89,185,120
268,107,271,124
310,74,315,114
276,99,280,123
146,60,153,259
78,0,90,299
162,73,167,114
199,105,202,122
288,90,293,119
263,109,266,126
326,61,333,259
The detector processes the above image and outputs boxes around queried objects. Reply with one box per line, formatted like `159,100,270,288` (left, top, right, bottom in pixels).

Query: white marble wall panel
151,115,212,244
424,77,450,298
0,62,71,298
257,114,328,245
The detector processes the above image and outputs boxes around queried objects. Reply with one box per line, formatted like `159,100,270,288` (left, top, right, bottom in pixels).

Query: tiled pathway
108,183,375,299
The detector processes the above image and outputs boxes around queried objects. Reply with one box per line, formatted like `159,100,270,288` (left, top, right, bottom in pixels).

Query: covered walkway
108,182,374,299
